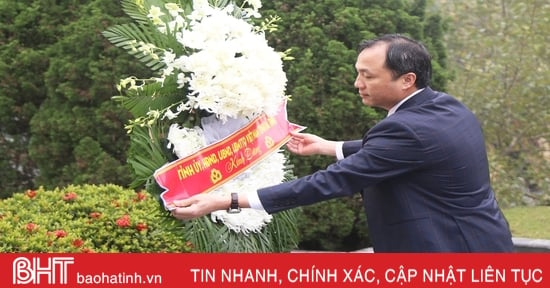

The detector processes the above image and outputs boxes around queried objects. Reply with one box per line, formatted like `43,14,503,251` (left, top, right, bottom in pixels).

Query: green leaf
115,78,186,118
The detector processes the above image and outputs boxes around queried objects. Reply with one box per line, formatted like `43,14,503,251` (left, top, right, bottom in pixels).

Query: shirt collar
387,88,425,117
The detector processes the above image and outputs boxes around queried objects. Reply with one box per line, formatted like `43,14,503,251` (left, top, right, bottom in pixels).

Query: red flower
72,239,84,248
135,191,147,202
26,222,38,233
89,212,102,219
116,214,131,228
136,222,148,232
54,229,67,238
63,192,77,201
81,248,95,253
25,189,37,199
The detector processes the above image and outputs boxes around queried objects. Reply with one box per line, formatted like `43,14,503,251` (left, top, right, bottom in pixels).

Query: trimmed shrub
0,184,192,252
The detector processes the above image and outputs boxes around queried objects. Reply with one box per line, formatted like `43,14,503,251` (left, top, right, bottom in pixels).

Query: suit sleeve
257,119,427,214
342,140,363,157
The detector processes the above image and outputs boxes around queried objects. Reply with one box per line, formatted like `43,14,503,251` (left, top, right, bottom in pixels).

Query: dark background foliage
0,0,150,198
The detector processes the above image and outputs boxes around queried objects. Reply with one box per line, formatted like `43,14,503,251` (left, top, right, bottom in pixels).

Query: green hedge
0,184,192,252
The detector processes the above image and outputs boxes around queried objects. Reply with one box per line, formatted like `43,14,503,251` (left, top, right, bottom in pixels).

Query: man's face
354,43,404,111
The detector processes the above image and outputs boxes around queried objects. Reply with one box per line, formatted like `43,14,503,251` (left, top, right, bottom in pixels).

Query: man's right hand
286,131,337,157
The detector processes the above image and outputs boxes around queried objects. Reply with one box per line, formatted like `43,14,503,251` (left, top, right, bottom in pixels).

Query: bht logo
12,256,74,285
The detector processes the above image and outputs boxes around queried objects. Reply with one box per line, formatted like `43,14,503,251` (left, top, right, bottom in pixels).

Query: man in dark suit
171,34,514,252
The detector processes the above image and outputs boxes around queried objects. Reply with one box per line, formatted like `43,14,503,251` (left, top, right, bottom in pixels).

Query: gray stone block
513,237,550,252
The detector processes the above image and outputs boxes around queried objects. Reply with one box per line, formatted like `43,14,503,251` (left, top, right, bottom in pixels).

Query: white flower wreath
110,0,292,234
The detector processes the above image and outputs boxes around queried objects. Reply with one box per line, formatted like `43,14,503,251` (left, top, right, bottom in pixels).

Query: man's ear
402,73,417,89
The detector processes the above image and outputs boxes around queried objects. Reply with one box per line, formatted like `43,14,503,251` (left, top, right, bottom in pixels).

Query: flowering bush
0,185,193,252
102,0,299,251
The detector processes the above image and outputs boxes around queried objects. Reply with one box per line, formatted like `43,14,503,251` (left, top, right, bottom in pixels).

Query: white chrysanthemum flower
166,125,206,158
164,5,288,120
188,0,215,22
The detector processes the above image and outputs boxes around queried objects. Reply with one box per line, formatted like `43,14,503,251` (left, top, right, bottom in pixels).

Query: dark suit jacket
257,87,514,252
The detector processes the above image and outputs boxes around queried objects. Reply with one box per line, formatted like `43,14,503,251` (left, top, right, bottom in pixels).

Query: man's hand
170,193,229,220
286,131,337,157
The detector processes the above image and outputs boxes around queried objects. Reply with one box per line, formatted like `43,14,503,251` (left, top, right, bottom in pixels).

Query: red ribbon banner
154,102,304,209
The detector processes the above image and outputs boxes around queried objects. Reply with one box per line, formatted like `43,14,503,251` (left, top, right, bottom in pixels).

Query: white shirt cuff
335,141,345,160
247,190,265,210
